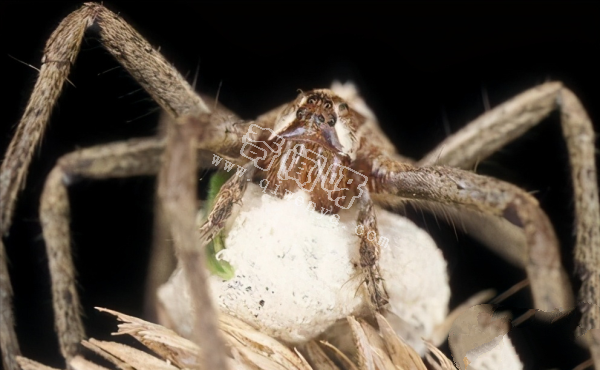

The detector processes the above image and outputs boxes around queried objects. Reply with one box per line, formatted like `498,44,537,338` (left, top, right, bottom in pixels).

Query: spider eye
327,116,336,127
324,102,332,109
307,97,317,104
296,107,307,119
338,103,349,115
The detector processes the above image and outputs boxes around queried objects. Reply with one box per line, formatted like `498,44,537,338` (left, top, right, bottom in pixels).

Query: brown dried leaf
229,347,264,370
74,307,444,370
375,313,427,370
208,309,312,370
358,320,395,370
294,348,314,369
319,341,359,370
220,322,312,370
424,342,457,370
233,345,296,370
96,307,202,368
85,339,179,370
347,316,375,370
302,341,340,370
16,357,62,370
69,356,112,370
81,340,134,370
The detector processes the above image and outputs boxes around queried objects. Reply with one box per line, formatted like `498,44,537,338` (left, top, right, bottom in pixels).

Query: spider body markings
0,3,599,370
252,90,359,212
253,90,358,213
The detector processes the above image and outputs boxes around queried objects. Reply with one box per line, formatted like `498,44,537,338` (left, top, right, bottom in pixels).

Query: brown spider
1,3,599,369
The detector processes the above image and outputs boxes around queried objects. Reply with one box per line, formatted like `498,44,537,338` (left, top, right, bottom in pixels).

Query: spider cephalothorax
273,90,359,157
252,89,365,211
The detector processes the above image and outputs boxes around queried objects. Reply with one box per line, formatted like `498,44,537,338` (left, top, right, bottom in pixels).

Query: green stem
204,171,235,279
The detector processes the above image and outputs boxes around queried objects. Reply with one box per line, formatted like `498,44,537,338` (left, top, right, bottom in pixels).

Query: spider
1,3,599,369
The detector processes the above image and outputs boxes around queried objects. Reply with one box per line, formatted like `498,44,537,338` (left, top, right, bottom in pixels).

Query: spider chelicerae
2,3,599,369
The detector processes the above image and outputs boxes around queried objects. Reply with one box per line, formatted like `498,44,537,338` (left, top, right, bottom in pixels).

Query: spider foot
198,165,253,246
362,265,389,312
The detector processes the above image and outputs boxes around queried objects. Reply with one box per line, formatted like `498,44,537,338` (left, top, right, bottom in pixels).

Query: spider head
270,89,358,160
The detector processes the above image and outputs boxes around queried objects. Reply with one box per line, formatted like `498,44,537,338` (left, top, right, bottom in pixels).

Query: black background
1,1,599,368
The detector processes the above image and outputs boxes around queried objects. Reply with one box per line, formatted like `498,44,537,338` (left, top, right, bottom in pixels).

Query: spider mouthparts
277,123,345,155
